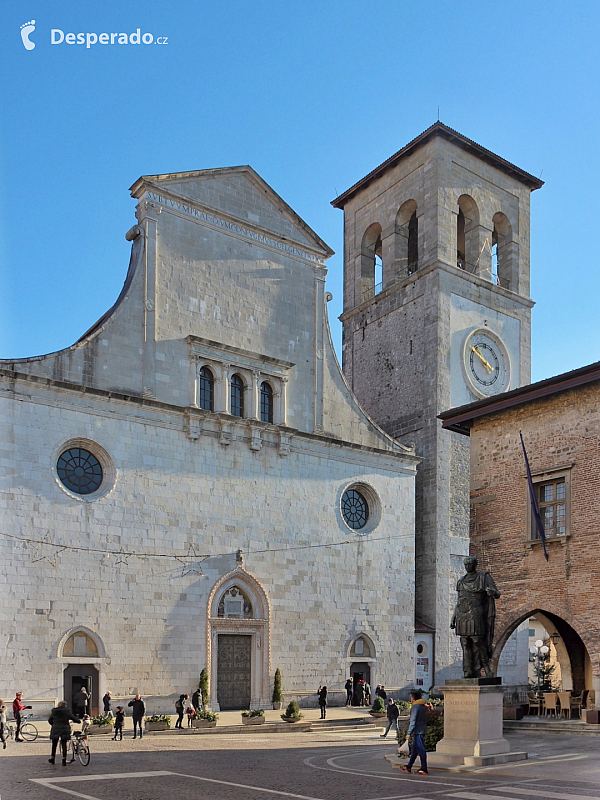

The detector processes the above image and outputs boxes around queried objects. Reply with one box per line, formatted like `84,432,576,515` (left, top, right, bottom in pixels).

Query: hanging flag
520,431,549,561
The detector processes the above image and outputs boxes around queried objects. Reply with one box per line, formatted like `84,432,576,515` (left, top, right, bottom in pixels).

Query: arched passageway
494,609,593,694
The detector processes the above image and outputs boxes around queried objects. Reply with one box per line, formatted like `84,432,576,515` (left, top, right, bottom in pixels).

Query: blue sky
1,1,599,384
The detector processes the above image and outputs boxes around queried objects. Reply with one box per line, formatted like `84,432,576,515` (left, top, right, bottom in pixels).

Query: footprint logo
20,20,36,50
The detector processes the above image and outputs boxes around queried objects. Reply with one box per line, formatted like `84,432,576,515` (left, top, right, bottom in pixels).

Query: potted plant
144,714,171,732
272,668,282,710
397,706,444,751
191,709,218,728
88,714,114,734
199,668,209,709
241,709,265,725
369,696,386,718
280,700,303,723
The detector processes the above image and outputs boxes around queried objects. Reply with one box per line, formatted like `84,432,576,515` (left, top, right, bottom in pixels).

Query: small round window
57,448,103,495
341,488,369,530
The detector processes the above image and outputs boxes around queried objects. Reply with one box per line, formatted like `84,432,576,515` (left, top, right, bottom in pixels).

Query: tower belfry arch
333,122,543,681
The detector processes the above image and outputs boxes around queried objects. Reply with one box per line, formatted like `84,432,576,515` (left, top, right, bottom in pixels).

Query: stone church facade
0,167,418,713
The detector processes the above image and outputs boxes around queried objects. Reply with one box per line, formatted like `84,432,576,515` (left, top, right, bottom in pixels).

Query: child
186,702,195,728
113,706,125,740
0,700,7,749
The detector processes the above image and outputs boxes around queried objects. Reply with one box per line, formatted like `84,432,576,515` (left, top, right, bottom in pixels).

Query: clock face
462,328,510,398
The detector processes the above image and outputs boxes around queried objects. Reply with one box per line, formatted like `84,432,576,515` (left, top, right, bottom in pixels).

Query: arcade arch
493,608,595,695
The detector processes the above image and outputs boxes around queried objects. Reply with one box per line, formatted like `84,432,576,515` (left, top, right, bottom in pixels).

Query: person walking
48,701,80,766
402,690,429,775
102,691,113,717
365,681,371,705
73,687,89,719
128,694,145,739
344,678,353,706
380,698,399,738
12,691,32,742
112,706,125,740
317,686,327,719
174,694,185,729
0,700,8,749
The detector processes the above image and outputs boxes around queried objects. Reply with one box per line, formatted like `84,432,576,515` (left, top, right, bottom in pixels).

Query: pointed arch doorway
207,568,271,711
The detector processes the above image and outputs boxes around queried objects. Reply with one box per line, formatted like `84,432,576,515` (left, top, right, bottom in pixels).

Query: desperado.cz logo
20,20,168,50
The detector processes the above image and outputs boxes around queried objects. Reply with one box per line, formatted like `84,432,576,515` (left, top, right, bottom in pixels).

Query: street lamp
529,639,550,696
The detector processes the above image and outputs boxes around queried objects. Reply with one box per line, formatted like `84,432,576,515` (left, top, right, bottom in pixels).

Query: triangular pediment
131,166,332,257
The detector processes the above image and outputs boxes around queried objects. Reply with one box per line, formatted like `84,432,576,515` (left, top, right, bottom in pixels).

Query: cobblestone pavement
2,726,600,800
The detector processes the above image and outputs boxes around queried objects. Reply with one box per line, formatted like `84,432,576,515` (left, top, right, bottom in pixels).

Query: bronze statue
451,556,500,678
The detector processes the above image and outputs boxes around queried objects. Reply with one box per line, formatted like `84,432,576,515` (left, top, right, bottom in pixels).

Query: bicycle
5,713,38,742
69,731,90,765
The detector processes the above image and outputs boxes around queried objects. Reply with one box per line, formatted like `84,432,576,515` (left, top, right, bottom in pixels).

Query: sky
1,1,599,385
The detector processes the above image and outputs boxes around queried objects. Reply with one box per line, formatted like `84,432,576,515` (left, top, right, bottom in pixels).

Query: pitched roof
131,165,334,258
439,360,600,435
331,122,544,208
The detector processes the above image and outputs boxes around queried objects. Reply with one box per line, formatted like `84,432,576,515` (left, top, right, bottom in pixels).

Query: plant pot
191,719,216,728
145,721,169,731
272,701,282,710
502,706,523,720
88,724,113,735
369,712,386,718
281,716,302,723
242,716,265,725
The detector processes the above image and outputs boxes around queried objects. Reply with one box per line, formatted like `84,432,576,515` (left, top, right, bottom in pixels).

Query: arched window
260,381,273,423
407,210,418,273
457,195,480,272
492,212,514,290
395,200,418,279
360,223,383,302
230,374,244,418
198,366,214,411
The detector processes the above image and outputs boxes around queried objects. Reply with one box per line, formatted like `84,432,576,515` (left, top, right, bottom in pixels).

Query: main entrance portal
217,634,251,710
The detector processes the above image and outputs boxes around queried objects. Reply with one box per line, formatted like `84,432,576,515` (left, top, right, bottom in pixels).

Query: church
0,123,541,713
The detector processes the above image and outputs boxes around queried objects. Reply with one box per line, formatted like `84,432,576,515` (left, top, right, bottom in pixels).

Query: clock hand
470,346,493,373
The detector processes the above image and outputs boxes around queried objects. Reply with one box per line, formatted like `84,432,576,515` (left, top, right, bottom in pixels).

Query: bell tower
333,123,543,680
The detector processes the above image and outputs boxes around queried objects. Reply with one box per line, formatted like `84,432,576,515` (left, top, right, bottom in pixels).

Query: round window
341,488,369,530
57,448,103,495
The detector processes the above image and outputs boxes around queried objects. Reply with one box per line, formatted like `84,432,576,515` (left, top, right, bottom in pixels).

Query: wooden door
217,634,251,710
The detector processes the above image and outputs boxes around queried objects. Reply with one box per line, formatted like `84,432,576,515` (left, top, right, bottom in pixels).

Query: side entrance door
217,634,251,710
63,664,99,716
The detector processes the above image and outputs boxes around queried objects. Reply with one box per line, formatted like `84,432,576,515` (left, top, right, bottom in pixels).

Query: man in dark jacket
128,694,145,739
191,688,202,713
380,698,400,738
344,678,353,706
402,690,428,775
48,701,81,765
102,692,112,717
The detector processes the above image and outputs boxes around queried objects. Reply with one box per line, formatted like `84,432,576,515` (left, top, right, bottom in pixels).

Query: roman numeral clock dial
462,328,511,398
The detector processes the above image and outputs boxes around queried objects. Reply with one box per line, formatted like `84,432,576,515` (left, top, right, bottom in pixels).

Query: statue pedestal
428,679,528,768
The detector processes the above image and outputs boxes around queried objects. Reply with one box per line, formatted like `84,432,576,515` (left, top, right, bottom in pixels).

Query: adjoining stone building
440,361,600,700
332,122,543,680
0,167,418,713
